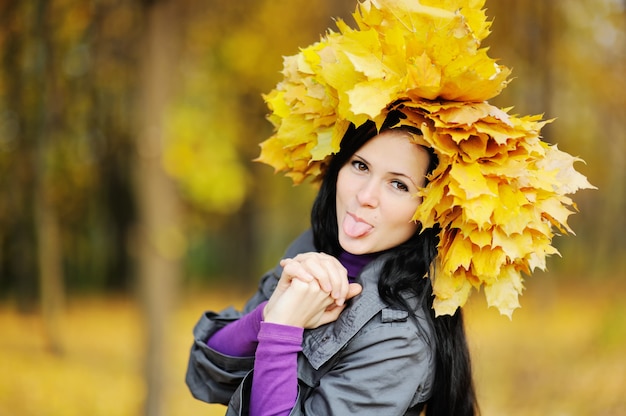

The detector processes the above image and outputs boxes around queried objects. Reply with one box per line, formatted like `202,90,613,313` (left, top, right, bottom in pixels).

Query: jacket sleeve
185,271,278,404
185,307,254,404
296,314,434,415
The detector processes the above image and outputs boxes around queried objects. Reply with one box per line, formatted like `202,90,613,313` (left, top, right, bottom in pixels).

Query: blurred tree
31,0,65,355
133,0,185,415
0,0,68,355
0,0,139,302
85,0,138,292
0,0,39,311
553,0,625,275
488,1,555,119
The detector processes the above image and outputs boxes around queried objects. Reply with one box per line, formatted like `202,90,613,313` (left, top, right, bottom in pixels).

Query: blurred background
0,0,623,415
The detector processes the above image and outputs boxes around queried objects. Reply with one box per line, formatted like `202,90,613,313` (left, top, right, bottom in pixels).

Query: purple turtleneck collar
338,250,380,280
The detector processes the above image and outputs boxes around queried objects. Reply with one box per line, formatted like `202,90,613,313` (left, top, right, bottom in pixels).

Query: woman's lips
342,213,373,238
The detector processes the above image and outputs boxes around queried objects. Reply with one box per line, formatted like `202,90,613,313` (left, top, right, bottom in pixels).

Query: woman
186,117,478,415
186,0,592,414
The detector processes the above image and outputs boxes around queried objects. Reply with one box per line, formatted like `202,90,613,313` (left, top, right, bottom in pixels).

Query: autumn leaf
449,161,497,199
432,262,474,317
484,265,524,319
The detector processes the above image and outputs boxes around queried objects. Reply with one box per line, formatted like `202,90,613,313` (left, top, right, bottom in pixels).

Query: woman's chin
338,234,375,255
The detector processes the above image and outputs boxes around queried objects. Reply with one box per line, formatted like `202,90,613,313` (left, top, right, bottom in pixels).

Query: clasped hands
263,252,363,329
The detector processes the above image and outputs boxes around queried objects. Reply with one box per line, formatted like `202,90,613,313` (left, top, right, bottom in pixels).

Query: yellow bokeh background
0,0,623,415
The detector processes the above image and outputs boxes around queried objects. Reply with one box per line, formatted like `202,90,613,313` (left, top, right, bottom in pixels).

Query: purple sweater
207,251,377,415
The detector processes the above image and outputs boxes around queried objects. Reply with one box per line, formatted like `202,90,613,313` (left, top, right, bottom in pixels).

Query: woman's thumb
346,283,362,300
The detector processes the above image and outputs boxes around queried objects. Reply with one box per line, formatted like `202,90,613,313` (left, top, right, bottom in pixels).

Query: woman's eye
352,160,368,171
391,180,409,192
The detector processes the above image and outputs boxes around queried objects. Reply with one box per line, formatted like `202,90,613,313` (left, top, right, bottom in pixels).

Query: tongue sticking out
343,214,373,238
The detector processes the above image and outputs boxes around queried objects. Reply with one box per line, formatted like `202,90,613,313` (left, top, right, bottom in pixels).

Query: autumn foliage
257,0,596,316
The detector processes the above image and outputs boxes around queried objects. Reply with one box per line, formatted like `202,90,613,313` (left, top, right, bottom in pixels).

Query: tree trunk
133,1,184,415
32,0,65,353
35,200,65,354
1,0,39,313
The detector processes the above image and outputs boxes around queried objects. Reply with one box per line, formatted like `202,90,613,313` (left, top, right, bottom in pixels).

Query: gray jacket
186,230,436,415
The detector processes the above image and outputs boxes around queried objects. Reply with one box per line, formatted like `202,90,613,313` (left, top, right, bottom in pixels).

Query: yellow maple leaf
310,129,335,161
484,265,524,319
538,144,597,194
256,136,289,172
471,245,507,282
432,265,474,317
492,228,535,261
406,53,443,100
537,197,576,234
462,193,498,228
348,79,398,119
457,135,488,162
449,161,496,199
442,233,473,274
467,227,492,248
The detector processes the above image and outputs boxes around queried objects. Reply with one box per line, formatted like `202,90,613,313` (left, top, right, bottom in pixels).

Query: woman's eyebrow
389,171,419,188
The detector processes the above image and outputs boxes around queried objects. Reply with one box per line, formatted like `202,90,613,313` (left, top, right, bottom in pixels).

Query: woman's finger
292,253,348,300
280,258,314,283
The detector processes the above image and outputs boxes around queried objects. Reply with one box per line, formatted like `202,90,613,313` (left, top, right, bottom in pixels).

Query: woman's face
336,129,430,255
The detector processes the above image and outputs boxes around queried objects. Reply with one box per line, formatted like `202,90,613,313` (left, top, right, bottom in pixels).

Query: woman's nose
356,180,379,207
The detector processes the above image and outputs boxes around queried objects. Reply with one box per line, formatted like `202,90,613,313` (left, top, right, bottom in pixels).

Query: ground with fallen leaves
0,276,624,416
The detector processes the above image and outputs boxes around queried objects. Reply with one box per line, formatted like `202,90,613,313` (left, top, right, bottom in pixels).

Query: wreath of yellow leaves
257,0,595,317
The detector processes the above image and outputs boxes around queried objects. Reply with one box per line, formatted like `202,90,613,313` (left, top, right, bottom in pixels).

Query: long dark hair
310,114,479,416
